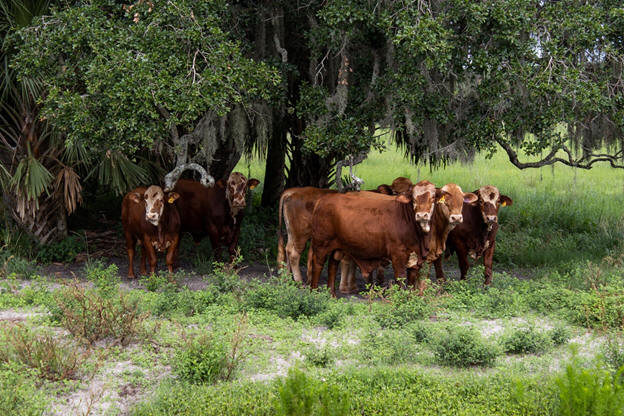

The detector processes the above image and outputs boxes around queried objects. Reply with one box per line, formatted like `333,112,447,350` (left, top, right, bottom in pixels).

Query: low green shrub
36,234,85,263
84,260,119,298
0,363,46,416
360,328,415,365
406,321,433,343
243,278,329,320
602,332,624,373
573,286,624,330
556,357,624,416
140,272,171,292
275,368,350,416
304,345,334,368
374,284,430,328
0,324,88,381
501,326,552,355
432,325,499,367
549,326,572,346
173,333,229,384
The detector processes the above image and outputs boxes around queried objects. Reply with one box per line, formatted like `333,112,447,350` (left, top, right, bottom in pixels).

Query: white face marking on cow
477,185,501,228
411,181,436,232
144,185,165,226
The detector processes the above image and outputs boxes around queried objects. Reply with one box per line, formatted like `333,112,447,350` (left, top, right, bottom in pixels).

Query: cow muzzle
486,215,497,224
449,214,463,225
146,213,160,226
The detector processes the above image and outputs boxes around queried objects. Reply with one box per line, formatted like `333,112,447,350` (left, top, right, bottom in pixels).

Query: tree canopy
3,0,624,241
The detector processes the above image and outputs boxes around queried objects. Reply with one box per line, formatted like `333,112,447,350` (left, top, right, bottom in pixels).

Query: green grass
238,144,624,268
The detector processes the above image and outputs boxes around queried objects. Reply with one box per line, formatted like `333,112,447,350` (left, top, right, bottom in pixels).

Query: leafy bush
275,368,350,416
147,285,220,317
432,325,499,367
140,272,171,292
501,326,552,355
173,333,229,384
0,324,88,381
602,333,624,373
556,357,624,416
374,284,430,328
0,363,46,416
36,234,85,263
549,326,572,346
405,321,434,344
0,251,38,279
304,345,334,368
53,281,147,345
243,278,329,320
572,285,624,330
317,301,351,329
85,260,119,298
360,329,415,365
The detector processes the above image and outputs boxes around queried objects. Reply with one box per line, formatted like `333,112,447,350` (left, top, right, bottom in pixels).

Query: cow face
390,177,413,196
397,180,436,232
475,185,513,231
436,184,478,228
130,185,179,226
224,172,260,216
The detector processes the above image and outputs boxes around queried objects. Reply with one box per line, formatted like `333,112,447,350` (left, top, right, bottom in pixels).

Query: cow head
474,185,513,231
390,177,413,196
130,185,180,227
220,172,260,218
397,180,436,232
436,184,478,229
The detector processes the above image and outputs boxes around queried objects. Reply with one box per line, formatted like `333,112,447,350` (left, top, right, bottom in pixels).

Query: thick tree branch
496,138,624,170
336,151,367,192
163,163,214,191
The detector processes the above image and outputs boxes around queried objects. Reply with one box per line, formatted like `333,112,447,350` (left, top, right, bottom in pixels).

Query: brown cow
173,172,260,261
434,185,512,285
121,185,181,278
309,181,438,296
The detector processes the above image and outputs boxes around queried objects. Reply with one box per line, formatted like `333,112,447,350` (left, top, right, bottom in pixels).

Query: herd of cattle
121,172,512,295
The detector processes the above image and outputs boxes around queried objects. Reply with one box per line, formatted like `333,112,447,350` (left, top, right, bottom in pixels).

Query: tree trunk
261,109,286,206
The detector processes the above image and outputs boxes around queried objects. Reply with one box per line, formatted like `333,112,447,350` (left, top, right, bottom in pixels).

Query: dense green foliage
432,325,500,367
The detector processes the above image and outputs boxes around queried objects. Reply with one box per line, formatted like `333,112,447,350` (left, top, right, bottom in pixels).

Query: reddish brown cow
173,172,259,261
309,181,438,296
434,185,512,285
121,185,181,278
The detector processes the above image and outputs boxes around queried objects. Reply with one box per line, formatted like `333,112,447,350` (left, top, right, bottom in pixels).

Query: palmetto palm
0,0,151,243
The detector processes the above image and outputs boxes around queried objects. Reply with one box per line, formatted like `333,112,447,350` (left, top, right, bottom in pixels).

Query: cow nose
449,214,463,224
486,215,497,224
415,212,430,221
146,213,158,221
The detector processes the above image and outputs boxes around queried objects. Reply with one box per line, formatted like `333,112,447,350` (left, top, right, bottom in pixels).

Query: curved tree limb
163,163,214,191
336,151,367,192
496,138,624,170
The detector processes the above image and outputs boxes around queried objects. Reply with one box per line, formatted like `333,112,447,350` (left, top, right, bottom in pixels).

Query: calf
173,172,259,261
309,181,438,296
434,185,512,285
121,185,181,278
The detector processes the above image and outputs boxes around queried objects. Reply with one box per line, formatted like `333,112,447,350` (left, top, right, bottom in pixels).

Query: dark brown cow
173,172,260,261
309,181,438,296
434,185,512,285
121,185,181,278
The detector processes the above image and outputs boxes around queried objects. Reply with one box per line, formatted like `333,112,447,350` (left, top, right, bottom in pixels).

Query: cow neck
396,200,425,244
428,203,452,261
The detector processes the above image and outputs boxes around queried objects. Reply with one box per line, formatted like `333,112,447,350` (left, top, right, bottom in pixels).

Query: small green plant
0,363,46,416
304,345,334,368
556,356,624,416
140,272,170,292
84,260,119,298
173,333,228,384
549,326,572,346
501,326,552,355
432,325,499,367
360,328,415,365
602,332,624,373
406,321,433,344
374,283,430,328
275,368,350,416
36,234,85,263
211,254,244,294
0,324,88,381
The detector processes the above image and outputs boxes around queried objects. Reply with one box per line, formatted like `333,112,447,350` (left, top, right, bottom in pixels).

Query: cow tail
276,193,287,270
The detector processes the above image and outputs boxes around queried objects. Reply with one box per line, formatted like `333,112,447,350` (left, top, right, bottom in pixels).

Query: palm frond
54,165,82,214
92,151,151,195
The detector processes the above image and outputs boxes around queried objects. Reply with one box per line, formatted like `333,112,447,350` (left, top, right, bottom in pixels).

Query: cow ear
435,188,445,203
129,192,143,204
396,194,411,204
463,192,478,205
216,179,226,189
377,184,393,195
500,195,513,207
247,179,260,190
166,192,180,203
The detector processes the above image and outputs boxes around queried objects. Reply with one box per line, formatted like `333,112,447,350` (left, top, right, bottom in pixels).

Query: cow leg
140,243,147,275
125,232,137,278
434,257,446,284
207,227,222,262
286,239,306,283
339,258,357,294
482,241,496,286
228,226,242,261
143,236,158,275
305,244,314,286
310,244,331,290
327,255,339,298
456,244,470,280
166,235,180,277
375,265,385,286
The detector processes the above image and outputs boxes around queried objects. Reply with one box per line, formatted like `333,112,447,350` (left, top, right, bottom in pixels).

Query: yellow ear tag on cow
168,197,175,204
501,201,506,207
438,195,445,203
249,184,256,190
